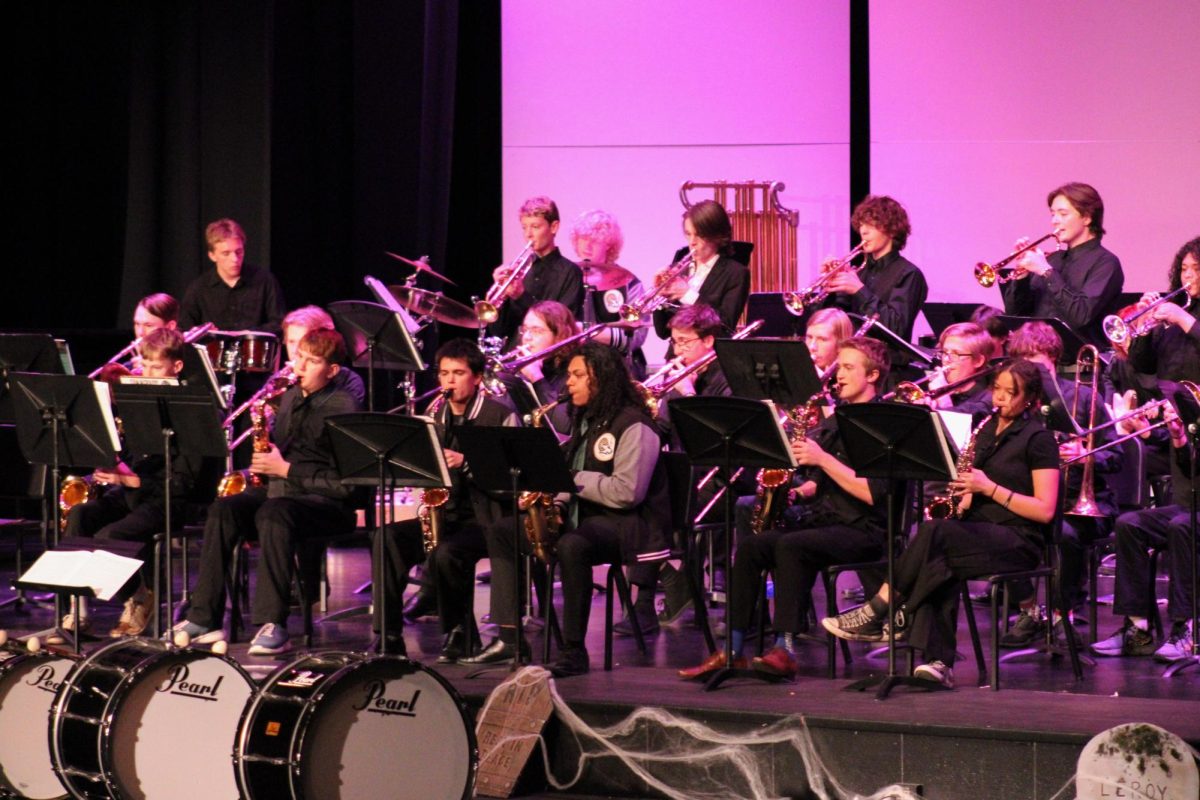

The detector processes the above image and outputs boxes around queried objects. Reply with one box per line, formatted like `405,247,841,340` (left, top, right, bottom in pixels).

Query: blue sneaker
248,623,291,655
166,619,226,645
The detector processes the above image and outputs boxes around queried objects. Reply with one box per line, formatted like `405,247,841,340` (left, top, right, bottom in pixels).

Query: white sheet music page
20,549,143,601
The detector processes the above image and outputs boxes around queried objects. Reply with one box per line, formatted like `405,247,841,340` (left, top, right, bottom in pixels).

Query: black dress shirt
1000,238,1124,347
491,247,585,345
269,380,362,501
821,250,927,368
796,410,893,536
180,265,287,333
1127,299,1200,384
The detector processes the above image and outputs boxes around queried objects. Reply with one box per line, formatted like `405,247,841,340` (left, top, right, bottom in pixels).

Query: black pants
65,487,169,595
1008,516,1110,612
483,515,535,633
431,522,488,634
892,519,1041,667
1113,505,1198,621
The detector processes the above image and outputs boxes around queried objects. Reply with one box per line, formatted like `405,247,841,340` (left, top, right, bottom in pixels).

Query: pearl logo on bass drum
157,662,225,701
353,679,422,716
25,663,67,695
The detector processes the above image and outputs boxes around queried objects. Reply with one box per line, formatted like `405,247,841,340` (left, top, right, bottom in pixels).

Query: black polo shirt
179,264,287,333
964,413,1059,537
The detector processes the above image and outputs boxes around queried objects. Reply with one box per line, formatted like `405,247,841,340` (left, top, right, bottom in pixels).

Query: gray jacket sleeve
572,422,659,510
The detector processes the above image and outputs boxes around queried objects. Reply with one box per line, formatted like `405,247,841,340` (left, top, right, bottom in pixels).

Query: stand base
845,673,952,700
703,666,785,692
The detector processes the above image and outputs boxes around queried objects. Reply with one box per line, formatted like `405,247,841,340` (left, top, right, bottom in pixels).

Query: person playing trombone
999,182,1124,347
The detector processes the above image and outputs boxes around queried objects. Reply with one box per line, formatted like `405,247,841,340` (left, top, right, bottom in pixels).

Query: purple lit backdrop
871,1,1200,335
502,0,850,361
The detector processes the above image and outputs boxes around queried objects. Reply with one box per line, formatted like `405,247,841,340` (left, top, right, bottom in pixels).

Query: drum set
0,631,478,800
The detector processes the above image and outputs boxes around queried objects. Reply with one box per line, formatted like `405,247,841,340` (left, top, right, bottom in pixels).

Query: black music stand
9,373,120,647
716,337,822,405
329,300,425,412
1164,383,1200,678
835,403,957,699
921,302,985,341
670,396,795,691
848,313,936,371
996,316,1088,364
455,426,575,673
112,382,226,637
0,334,64,423
325,413,449,655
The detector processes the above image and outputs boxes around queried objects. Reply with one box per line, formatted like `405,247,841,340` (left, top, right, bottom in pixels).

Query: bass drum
49,638,255,800
0,646,74,799
235,652,477,800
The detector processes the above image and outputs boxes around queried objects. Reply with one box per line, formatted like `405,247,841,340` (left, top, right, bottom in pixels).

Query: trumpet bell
974,262,997,288
781,291,808,317
1102,314,1129,345
474,300,499,324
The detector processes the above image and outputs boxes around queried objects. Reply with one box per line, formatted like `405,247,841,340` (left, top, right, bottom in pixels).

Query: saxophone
418,390,453,552
925,411,995,520
750,396,824,534
520,399,564,561
217,378,294,496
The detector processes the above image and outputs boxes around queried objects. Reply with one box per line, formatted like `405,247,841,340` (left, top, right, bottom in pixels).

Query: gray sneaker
913,660,955,688
248,623,291,655
1091,620,1155,657
1153,621,1194,663
822,604,884,642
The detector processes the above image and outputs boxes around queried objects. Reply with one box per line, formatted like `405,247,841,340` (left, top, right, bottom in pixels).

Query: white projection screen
870,1,1200,321
501,0,852,361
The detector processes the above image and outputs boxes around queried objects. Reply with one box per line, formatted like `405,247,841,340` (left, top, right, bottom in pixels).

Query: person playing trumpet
487,196,585,347
571,209,648,376
1127,237,1200,384
999,182,1124,348
652,200,750,350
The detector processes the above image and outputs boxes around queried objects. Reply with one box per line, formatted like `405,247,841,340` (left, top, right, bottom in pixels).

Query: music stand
325,413,450,655
996,316,1088,364
0,334,64,423
9,373,120,646
112,382,226,637
716,337,822,406
455,426,575,672
745,293,806,339
835,402,957,699
329,300,425,412
1164,383,1200,678
848,313,936,371
921,303,984,341
670,396,796,691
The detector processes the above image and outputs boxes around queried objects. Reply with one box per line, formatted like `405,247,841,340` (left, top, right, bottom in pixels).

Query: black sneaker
999,607,1047,648
549,646,590,678
613,605,660,637
657,564,693,624
822,604,884,642
1091,620,1155,657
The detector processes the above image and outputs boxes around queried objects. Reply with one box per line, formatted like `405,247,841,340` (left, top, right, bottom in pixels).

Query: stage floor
3,542,1198,799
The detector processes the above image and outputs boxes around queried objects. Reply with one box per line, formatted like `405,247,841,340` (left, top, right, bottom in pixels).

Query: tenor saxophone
925,411,995,520
749,396,823,534
418,389,453,552
520,398,564,560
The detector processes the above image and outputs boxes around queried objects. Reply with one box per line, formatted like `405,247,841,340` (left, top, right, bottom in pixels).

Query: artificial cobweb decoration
476,666,922,800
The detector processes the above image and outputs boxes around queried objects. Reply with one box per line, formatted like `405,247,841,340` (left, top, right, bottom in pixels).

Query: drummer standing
180,218,286,333
488,197,585,347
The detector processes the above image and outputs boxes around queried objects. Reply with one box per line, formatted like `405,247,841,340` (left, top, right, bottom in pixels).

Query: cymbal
384,251,458,286
580,261,635,291
388,285,480,328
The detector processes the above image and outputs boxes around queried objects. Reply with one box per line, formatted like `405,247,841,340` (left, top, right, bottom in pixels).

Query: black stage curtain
7,1,500,345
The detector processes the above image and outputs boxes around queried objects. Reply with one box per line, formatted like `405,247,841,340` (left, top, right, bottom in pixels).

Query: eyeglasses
671,336,702,350
519,325,550,337
935,350,973,362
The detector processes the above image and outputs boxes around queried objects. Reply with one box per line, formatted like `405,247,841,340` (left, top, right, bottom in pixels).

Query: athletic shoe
1154,621,1194,663
613,605,660,637
1090,620,1155,657
657,564,693,624
166,619,226,645
248,623,291,655
999,606,1047,648
822,604,884,642
914,660,955,689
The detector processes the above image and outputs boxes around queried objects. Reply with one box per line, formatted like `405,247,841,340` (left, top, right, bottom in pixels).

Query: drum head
107,651,254,800
299,658,475,800
0,652,72,799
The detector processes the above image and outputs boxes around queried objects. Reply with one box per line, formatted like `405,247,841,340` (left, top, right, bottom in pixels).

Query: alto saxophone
925,411,995,520
248,399,271,487
750,397,823,534
418,389,453,552
520,398,564,560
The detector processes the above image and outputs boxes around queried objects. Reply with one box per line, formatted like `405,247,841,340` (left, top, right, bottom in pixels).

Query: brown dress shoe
678,650,749,681
751,646,798,679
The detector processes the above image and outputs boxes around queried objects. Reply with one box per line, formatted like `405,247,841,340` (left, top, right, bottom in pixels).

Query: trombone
782,245,864,316
490,322,614,375
475,242,536,324
638,319,764,416
1102,287,1190,345
1063,344,1104,517
1062,381,1200,465
974,233,1058,288
884,359,1004,404
617,251,694,323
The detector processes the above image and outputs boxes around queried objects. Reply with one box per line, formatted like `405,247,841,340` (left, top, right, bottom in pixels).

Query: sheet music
92,380,123,452
936,410,974,453
20,549,143,601
189,343,227,410
120,376,180,386
762,399,800,468
364,275,423,335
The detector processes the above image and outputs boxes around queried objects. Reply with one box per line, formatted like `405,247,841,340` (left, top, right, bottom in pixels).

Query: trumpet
88,323,215,379
638,320,763,416
782,245,865,316
475,242,536,324
974,233,1058,288
1102,287,1190,345
617,252,694,323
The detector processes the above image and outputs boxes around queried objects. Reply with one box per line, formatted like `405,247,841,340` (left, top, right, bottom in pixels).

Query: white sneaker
914,660,955,689
1154,621,1194,663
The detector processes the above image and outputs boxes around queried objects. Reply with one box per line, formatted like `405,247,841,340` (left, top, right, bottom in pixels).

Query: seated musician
918,322,995,413
462,343,670,676
57,329,205,639
825,360,1060,689
179,218,286,333
1093,237,1200,662
93,293,181,383
282,305,366,406
488,196,585,347
1000,321,1122,645
170,329,361,654
570,209,648,377
969,304,1008,361
818,195,928,379
370,339,518,657
652,199,750,349
680,337,894,681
